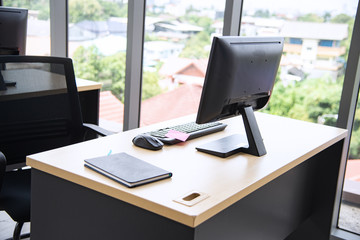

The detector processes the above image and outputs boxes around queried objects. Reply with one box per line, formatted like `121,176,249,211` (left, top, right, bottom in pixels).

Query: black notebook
84,152,172,188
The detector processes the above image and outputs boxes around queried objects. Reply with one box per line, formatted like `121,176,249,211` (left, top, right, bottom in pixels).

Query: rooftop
281,21,348,40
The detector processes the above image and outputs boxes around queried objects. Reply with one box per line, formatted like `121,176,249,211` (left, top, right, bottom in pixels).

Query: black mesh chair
0,55,112,240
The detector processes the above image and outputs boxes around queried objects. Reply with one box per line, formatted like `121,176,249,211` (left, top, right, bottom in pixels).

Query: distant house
26,18,51,55
154,20,203,34
107,17,127,36
281,21,348,72
69,24,97,41
69,17,127,42
81,35,127,56
140,84,202,126
68,18,127,56
99,91,124,132
159,58,207,88
144,41,184,61
99,85,203,128
75,20,109,38
241,16,284,36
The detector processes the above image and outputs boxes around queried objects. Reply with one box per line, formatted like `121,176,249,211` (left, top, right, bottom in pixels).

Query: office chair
0,55,112,240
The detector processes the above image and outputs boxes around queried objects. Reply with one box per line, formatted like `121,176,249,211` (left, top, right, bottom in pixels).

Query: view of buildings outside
140,0,226,125
2,0,359,235
240,0,359,235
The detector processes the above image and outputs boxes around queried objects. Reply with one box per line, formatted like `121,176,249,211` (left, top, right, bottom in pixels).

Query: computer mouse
132,134,164,151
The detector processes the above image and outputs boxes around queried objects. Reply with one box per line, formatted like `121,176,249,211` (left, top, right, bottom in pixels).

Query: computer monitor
195,36,284,158
0,6,28,90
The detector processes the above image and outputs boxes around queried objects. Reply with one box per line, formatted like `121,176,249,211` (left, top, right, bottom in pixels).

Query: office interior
1,0,360,239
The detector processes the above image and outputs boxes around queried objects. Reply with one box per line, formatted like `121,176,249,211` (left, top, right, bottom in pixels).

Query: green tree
350,106,360,158
331,14,354,63
331,13,353,24
262,76,342,124
72,45,103,81
297,13,324,23
99,0,127,18
181,14,214,35
69,0,103,23
254,9,270,18
72,46,162,102
179,31,211,59
3,0,49,20
99,52,127,101
142,71,163,100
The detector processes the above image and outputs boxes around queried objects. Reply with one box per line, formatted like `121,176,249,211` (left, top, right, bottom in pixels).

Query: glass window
68,0,127,132
338,97,360,235
140,0,226,126
3,0,51,56
240,0,359,235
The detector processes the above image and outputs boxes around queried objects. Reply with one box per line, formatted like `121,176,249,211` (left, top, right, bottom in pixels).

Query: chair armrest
0,151,6,192
83,123,115,137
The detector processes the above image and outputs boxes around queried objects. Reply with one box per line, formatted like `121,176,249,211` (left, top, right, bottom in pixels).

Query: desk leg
79,89,99,125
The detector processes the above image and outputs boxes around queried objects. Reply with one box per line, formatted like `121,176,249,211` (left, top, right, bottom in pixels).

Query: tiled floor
0,211,30,240
338,202,360,235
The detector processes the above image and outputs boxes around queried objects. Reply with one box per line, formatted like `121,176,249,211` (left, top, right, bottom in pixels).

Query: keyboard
148,121,227,144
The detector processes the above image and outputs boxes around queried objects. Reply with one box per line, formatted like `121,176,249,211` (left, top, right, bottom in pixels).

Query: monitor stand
196,106,267,158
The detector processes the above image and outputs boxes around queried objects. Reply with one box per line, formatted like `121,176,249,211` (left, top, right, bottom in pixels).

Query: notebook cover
84,152,172,188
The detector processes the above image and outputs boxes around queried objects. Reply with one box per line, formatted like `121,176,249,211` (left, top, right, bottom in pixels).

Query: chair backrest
0,56,84,168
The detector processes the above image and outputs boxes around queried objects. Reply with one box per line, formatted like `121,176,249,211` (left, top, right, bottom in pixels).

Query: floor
0,203,359,239
0,212,30,240
338,202,360,235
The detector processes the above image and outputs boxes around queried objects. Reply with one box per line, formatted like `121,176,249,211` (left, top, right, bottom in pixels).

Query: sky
179,0,358,17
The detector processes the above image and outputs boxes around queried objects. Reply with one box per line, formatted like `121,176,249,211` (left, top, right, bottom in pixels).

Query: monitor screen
196,36,284,157
0,6,28,55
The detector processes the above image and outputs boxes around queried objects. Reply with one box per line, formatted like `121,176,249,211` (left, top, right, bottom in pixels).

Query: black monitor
0,6,28,90
195,36,284,158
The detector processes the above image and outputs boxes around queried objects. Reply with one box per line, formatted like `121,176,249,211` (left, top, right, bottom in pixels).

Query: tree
262,76,343,124
297,13,324,23
254,9,270,18
179,31,211,59
99,0,127,19
3,0,49,20
142,71,163,100
72,46,162,102
72,45,103,82
331,13,353,24
99,52,127,101
69,0,103,23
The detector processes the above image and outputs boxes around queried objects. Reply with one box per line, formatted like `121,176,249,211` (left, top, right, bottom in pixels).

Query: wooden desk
27,113,347,240
76,78,102,125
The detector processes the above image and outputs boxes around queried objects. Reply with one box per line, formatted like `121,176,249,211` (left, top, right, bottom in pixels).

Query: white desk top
76,78,102,92
26,113,347,227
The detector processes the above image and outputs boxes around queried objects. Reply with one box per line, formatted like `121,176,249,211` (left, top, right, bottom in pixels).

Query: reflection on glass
68,0,127,132
141,1,226,126
3,0,51,56
240,0,359,235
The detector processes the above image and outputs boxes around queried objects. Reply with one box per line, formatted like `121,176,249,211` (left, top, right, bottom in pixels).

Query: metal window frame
332,0,360,239
123,0,146,131
50,0,68,57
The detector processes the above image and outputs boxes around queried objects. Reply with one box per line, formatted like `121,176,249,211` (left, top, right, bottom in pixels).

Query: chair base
5,222,30,240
